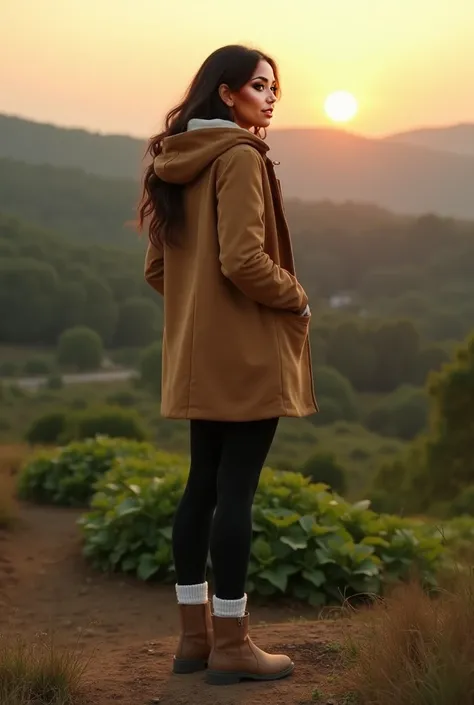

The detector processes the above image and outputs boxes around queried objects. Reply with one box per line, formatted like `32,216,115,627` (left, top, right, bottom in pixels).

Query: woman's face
221,60,278,131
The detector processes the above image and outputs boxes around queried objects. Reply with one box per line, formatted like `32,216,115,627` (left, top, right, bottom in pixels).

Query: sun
324,91,358,123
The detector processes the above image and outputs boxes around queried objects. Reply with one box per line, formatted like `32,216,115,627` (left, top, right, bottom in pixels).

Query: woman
139,44,317,686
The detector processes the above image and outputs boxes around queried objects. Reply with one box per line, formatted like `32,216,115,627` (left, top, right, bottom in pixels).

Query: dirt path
0,497,357,704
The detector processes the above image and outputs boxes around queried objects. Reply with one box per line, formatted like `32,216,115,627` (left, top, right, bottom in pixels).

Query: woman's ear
218,84,234,108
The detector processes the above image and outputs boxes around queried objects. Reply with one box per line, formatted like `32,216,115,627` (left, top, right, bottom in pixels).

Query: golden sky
1,0,473,137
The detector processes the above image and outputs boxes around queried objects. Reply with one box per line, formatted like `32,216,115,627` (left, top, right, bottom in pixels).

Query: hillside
386,123,474,156
3,113,474,218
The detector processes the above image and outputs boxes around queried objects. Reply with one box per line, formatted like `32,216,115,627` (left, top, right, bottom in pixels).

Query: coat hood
153,119,270,185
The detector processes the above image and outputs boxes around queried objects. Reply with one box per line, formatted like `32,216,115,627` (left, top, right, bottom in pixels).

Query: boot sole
173,657,208,674
206,661,294,685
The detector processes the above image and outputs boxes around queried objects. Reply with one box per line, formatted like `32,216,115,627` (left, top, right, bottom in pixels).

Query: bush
114,297,161,347
311,366,359,425
139,342,162,396
366,385,429,440
61,406,147,443
22,357,52,376
301,452,347,494
45,372,63,389
79,457,442,605
0,361,17,377
106,391,138,407
57,326,103,371
25,411,67,445
451,485,474,517
17,436,160,506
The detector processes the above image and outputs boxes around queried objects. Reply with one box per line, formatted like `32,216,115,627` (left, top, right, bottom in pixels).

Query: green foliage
139,342,162,396
17,436,158,506
301,452,347,494
0,360,17,377
46,372,63,389
365,385,429,440
57,326,103,371
61,406,147,443
25,411,67,445
79,452,442,604
22,357,52,375
312,366,359,425
106,390,138,407
451,486,474,517
114,297,161,347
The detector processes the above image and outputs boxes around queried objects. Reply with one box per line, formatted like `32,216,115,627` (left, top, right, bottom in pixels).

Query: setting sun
324,91,358,123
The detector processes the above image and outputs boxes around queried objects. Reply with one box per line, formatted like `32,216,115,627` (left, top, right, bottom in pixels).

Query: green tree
301,452,347,494
139,342,162,396
422,335,474,501
0,258,58,343
311,366,359,425
365,385,429,440
114,297,161,347
57,326,103,371
370,320,420,392
326,322,376,391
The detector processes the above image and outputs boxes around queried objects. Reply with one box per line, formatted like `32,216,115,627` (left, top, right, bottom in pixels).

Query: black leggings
172,418,279,600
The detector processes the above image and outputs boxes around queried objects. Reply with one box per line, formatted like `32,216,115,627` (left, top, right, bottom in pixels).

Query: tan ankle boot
173,602,213,674
206,613,294,685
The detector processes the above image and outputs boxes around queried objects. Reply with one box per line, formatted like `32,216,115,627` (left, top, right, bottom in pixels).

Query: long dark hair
138,45,280,247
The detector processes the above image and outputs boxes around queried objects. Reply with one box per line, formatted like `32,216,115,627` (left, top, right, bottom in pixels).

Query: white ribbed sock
175,581,208,605
213,594,247,618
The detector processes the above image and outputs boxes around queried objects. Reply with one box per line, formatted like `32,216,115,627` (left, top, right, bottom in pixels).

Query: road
8,368,137,390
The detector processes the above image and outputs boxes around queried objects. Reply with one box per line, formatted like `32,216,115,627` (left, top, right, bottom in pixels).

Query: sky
1,0,473,138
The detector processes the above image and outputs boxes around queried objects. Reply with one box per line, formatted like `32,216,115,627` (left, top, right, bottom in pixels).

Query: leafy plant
17,436,159,506
79,455,442,605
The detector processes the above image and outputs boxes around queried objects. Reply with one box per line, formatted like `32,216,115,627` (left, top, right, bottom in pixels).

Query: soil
0,468,360,705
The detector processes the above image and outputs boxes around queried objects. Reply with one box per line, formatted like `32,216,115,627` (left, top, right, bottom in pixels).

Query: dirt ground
0,465,359,705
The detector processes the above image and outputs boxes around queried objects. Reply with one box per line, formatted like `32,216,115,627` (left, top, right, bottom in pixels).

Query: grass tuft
344,574,474,705
0,633,89,705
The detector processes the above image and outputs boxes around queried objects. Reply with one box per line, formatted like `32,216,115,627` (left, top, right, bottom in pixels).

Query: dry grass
343,574,474,705
0,445,29,529
0,633,89,705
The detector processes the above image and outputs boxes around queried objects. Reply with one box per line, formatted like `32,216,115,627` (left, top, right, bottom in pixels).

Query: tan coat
145,121,318,421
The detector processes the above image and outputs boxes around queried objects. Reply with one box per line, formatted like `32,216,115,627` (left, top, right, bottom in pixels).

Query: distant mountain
267,128,474,220
2,113,474,219
0,114,144,180
385,124,474,157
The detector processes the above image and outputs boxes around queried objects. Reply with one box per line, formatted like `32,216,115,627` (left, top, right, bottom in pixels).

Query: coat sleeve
144,239,164,296
216,147,308,313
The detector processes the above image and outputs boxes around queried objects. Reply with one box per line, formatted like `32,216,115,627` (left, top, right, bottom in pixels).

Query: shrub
57,326,103,371
139,342,162,396
0,361,17,377
311,367,359,425
61,406,147,442
25,411,67,445
22,357,52,376
17,436,159,506
301,452,347,494
45,372,63,389
451,485,474,517
79,458,442,605
106,390,138,407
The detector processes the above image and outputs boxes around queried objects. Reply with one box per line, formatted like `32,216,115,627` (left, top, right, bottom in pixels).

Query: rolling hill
385,123,474,156
2,113,474,219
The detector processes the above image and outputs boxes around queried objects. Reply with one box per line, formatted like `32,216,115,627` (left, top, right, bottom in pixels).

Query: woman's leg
210,418,279,611
172,420,223,591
